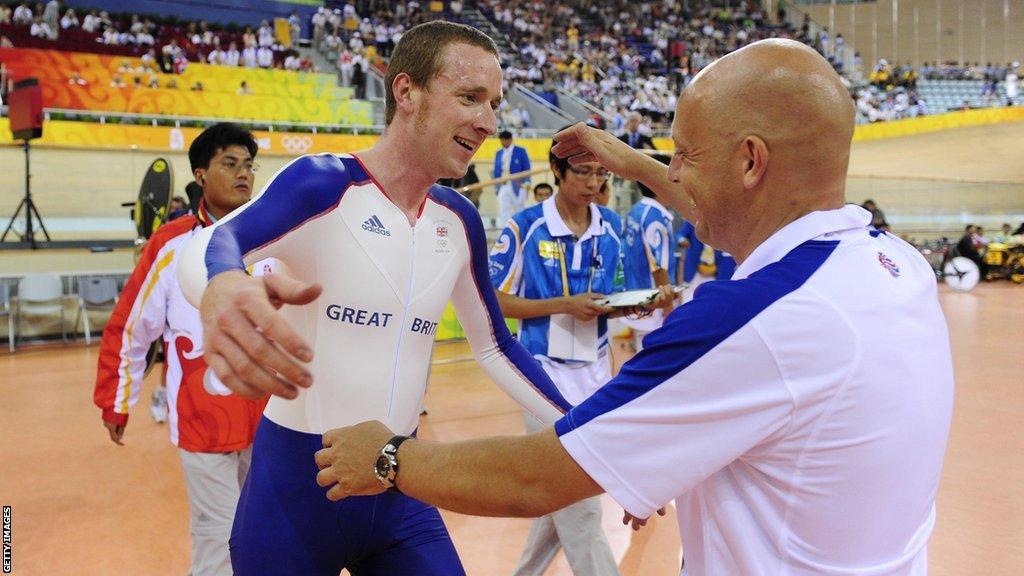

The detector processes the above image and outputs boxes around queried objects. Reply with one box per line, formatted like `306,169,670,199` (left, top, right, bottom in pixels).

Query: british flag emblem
878,252,900,277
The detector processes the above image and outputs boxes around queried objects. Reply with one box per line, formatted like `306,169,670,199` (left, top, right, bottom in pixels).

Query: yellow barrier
0,118,380,155
3,107,1023,156
851,107,1024,141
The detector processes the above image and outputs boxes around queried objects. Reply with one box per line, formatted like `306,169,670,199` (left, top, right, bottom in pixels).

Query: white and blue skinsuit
179,153,572,576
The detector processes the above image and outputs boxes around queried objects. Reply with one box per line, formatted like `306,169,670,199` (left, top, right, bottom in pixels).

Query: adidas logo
362,215,391,236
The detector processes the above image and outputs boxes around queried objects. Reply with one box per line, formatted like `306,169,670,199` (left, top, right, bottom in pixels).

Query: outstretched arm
552,123,695,223
316,420,602,517
178,154,359,398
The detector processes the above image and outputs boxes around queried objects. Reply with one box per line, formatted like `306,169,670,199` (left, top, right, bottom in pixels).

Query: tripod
2,139,50,247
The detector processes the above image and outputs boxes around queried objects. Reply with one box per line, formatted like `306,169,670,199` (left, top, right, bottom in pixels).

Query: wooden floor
0,281,1021,575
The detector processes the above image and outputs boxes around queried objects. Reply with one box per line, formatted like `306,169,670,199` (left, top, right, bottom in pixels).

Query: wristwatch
375,435,411,493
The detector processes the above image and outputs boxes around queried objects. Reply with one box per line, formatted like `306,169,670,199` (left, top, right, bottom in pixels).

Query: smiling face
407,42,502,180
665,94,744,249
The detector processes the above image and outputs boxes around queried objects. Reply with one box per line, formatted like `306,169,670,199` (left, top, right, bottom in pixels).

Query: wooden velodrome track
1,121,1022,574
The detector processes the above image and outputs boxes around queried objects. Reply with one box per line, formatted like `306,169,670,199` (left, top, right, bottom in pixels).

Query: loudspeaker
8,77,43,141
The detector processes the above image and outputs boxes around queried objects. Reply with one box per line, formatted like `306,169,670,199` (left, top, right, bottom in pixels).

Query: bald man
314,40,955,575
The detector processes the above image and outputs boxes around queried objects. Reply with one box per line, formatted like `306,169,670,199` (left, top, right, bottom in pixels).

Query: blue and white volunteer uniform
557,205,955,575
622,196,675,339
489,197,623,404
490,197,623,576
677,220,736,283
179,153,572,576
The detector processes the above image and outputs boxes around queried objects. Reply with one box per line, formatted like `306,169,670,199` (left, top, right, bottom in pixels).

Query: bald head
665,39,855,262
681,39,854,198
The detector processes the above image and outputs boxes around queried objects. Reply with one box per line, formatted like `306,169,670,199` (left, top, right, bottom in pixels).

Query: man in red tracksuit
94,123,267,576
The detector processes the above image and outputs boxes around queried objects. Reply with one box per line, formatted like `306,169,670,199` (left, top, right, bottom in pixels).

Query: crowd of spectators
482,0,789,132
310,1,444,98
854,57,1020,122
0,0,316,74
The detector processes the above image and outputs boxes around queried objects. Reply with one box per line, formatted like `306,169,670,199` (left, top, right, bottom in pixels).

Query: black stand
2,140,50,248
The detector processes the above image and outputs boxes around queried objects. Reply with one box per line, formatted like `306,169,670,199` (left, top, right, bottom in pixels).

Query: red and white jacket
94,201,267,453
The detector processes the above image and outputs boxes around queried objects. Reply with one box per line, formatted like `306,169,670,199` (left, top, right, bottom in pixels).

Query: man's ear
392,72,417,116
741,135,768,190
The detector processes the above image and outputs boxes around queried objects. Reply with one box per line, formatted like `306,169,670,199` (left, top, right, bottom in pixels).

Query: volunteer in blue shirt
488,143,672,576
677,220,737,283
622,186,676,349
488,144,622,576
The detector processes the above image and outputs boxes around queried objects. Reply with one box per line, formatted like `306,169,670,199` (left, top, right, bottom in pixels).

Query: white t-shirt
557,205,954,575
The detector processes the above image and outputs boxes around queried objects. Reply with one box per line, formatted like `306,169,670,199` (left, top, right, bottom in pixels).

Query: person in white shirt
257,20,274,48
349,31,364,52
12,3,32,25
317,39,956,576
283,51,301,71
207,48,225,66
79,10,95,32
224,42,241,67
140,49,157,70
42,0,58,35
338,48,354,86
256,46,274,69
241,45,257,68
30,17,53,39
59,9,78,29
1005,63,1020,103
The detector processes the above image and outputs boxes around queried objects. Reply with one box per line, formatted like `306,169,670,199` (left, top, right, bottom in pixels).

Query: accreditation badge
538,240,560,259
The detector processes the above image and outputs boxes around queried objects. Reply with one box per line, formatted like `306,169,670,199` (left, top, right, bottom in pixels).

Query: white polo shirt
557,205,955,575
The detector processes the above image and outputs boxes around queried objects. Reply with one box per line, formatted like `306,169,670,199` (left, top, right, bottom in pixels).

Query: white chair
75,276,119,345
0,283,14,353
15,274,68,345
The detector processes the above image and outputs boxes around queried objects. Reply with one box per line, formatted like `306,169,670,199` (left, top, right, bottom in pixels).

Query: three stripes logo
362,215,391,237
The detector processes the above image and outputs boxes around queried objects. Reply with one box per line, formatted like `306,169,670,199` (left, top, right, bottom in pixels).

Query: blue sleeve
492,149,502,178
489,221,521,293
204,154,361,280
520,147,531,181
647,211,671,269
429,186,573,414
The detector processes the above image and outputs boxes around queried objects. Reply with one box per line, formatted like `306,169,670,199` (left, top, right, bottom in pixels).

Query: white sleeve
178,154,351,307
450,211,572,424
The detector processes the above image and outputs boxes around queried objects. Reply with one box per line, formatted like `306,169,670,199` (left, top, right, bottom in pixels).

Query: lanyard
556,236,598,297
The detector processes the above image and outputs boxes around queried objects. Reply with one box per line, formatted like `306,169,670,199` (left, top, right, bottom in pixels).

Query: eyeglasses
567,166,611,182
214,159,259,174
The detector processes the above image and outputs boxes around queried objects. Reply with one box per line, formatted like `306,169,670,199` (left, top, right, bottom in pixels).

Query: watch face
375,454,391,480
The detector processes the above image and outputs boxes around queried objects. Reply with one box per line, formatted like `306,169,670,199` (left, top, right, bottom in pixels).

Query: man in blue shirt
489,144,668,576
677,220,737,283
623,186,676,350
493,130,532,224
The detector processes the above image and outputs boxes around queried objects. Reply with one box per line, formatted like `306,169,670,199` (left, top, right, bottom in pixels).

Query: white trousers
497,183,526,226
178,447,252,576
511,358,619,576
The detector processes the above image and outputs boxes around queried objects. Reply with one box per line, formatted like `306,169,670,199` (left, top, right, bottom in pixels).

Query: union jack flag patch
878,252,900,278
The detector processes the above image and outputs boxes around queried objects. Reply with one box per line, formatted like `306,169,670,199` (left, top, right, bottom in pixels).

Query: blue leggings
231,417,465,576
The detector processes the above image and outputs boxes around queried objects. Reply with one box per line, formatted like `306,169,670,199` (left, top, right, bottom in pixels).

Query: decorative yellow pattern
0,47,366,124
